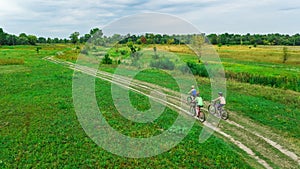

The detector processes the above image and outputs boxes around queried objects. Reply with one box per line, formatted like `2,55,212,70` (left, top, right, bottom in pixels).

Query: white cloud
0,0,299,38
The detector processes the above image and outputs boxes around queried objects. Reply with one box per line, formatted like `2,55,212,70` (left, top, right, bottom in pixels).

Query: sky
0,0,299,38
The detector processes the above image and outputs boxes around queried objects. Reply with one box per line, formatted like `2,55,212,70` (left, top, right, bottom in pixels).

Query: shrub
120,50,127,55
178,64,191,74
102,54,112,64
36,47,42,54
283,47,288,63
185,62,209,77
80,49,88,55
150,58,175,70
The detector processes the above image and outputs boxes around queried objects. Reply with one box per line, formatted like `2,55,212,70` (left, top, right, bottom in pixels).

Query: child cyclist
195,92,204,117
188,85,197,100
213,92,226,111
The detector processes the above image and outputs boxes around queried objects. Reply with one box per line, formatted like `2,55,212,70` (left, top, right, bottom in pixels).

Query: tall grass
183,61,299,92
225,71,300,91
0,58,24,65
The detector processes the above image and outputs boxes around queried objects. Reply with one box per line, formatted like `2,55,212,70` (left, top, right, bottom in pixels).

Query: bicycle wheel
220,109,228,120
187,96,193,104
190,106,196,116
197,111,206,122
208,104,216,115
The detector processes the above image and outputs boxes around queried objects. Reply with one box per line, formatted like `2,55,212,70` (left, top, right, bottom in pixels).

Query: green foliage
120,49,127,55
27,35,37,45
36,47,42,54
80,49,88,55
102,54,112,64
127,41,138,54
181,62,209,77
150,58,175,70
69,32,80,44
178,64,191,74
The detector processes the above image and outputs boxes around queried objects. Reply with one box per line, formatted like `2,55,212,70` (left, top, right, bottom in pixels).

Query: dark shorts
217,104,225,109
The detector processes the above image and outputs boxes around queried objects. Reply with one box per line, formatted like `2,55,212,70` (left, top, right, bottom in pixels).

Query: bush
178,64,191,74
150,58,175,70
102,54,112,64
120,50,127,55
80,49,88,55
185,62,209,77
36,47,42,54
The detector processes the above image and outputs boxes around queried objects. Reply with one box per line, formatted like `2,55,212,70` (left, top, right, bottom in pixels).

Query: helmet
218,92,223,95
191,85,194,88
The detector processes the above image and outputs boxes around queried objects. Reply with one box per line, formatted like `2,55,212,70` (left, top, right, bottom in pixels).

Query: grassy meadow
1,43,299,168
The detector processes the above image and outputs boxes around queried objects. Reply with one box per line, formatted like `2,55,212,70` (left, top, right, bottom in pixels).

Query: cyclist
213,92,226,111
188,85,197,100
195,92,204,117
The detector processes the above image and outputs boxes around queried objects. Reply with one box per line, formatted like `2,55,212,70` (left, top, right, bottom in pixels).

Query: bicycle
190,101,206,122
187,95,194,104
208,101,228,120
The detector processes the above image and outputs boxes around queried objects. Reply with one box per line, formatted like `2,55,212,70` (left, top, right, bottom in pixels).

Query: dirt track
45,56,300,169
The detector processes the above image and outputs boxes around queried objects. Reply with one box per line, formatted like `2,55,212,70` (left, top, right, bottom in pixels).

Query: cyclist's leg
197,105,203,117
216,103,221,110
218,104,224,111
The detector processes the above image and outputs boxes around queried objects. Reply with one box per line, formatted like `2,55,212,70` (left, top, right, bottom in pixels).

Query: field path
44,56,299,169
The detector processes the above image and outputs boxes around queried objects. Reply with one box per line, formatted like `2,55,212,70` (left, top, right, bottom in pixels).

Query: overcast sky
0,0,299,38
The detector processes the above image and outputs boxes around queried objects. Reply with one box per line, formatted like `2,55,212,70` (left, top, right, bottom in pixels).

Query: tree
38,37,47,43
80,34,91,43
17,37,29,45
53,38,60,43
140,36,147,44
0,28,7,45
27,35,37,45
191,34,206,59
19,33,27,38
208,34,218,44
17,33,29,45
69,32,80,44
127,41,137,54
46,38,52,44
167,38,174,45
6,35,17,45
90,28,103,38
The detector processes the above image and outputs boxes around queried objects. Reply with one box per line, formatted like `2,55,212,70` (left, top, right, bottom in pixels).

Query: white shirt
217,96,226,104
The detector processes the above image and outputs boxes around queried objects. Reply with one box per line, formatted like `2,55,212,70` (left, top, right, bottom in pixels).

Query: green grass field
1,44,299,168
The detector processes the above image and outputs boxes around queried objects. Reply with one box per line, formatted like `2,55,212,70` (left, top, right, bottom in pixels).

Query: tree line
1,27,300,46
